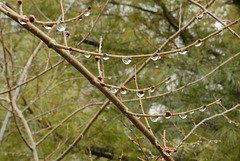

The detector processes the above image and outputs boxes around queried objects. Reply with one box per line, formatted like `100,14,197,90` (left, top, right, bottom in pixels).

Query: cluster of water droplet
56,21,66,32
150,87,155,93
121,87,127,94
84,11,90,17
165,115,171,119
149,110,160,122
18,15,27,25
151,54,160,61
110,88,117,94
85,54,91,58
199,106,206,112
136,91,144,98
122,57,132,64
179,50,188,55
103,53,109,60
179,114,187,119
136,115,141,119
44,25,53,30
195,41,202,47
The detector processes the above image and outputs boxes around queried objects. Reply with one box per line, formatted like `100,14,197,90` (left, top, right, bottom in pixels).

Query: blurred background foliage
0,0,239,160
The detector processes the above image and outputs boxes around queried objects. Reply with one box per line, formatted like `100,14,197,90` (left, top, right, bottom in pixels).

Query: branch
188,0,240,39
0,3,174,161
121,52,240,103
176,104,240,150
53,17,240,58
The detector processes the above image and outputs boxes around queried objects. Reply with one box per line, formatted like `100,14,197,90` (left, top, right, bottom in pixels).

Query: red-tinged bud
197,16,202,21
18,0,22,5
165,111,171,117
128,136,134,142
173,147,177,152
100,82,105,86
98,76,102,81
65,31,70,36
95,56,100,61
165,147,171,154
29,15,35,23
121,85,126,91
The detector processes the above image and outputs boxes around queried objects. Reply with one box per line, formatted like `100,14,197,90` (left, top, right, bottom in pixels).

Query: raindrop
190,111,194,114
228,120,232,124
150,113,159,122
192,144,196,147
162,150,170,156
85,54,91,58
110,88,117,94
136,116,141,119
79,17,83,21
165,116,171,119
165,80,170,84
195,42,202,47
18,18,26,25
103,53,109,60
179,50,188,55
150,87,155,93
122,57,132,64
151,54,159,61
44,25,53,30
217,100,222,104
136,91,144,98
84,11,90,17
179,114,187,119
197,15,203,21
199,107,206,112
121,90,127,95
57,21,66,31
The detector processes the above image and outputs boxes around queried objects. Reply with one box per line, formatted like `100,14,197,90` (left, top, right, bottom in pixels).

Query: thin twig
121,52,240,103
175,104,240,150
134,65,153,134
163,130,166,148
36,103,100,145
88,147,93,161
188,0,240,39
75,0,111,47
54,18,240,58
